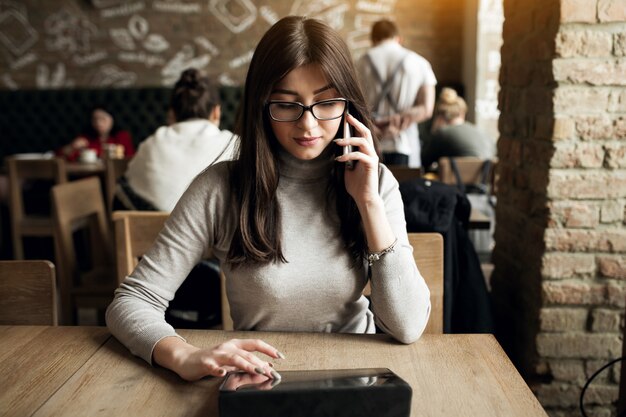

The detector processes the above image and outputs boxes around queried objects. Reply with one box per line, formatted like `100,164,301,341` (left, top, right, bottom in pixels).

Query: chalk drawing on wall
110,14,169,53
0,8,38,56
161,44,210,85
0,0,25,15
194,36,219,56
259,6,278,25
348,13,385,52
9,51,36,70
289,0,348,30
218,73,235,86
100,2,146,19
355,0,394,14
91,0,125,8
208,0,257,34
44,8,97,54
153,1,202,14
1,72,18,89
73,50,107,66
90,64,137,87
36,63,74,88
228,49,253,70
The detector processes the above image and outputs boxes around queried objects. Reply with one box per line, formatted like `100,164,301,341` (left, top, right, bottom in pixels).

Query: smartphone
219,368,412,417
343,112,355,170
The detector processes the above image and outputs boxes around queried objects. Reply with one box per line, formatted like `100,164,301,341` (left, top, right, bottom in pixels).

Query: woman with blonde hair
422,87,495,169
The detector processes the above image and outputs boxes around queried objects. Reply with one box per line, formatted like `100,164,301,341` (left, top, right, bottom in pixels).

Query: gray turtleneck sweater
106,150,431,364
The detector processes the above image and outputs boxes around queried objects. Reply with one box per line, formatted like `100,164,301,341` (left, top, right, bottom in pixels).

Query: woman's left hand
334,113,380,207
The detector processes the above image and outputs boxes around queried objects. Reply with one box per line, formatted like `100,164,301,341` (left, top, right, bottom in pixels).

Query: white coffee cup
79,149,97,163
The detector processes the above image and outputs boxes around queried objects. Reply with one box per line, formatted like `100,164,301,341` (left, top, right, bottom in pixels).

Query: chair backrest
437,156,495,188
112,210,169,284
387,165,422,184
0,260,58,325
104,157,130,215
363,233,443,334
408,233,444,334
7,157,68,215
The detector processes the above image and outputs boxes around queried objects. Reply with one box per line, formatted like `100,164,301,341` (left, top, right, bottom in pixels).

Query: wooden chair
0,260,58,325
7,157,67,260
437,156,496,188
387,165,422,184
364,232,444,334
112,210,232,330
104,157,130,215
52,177,116,325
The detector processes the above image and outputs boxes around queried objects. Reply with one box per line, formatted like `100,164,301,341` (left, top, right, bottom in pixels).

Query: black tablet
219,368,412,417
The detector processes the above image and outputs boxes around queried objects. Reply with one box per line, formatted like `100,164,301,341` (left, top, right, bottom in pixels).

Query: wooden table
469,207,491,230
0,326,547,417
66,161,105,176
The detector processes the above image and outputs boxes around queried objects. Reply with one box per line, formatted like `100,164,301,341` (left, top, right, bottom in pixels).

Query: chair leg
12,229,24,260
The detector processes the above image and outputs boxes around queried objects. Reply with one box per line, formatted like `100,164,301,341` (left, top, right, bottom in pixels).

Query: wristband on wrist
366,238,398,266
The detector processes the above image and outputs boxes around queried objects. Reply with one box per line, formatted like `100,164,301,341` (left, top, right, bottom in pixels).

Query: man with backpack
357,19,437,168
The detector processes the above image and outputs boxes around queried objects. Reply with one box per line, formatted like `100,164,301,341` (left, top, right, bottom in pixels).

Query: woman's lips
294,136,321,146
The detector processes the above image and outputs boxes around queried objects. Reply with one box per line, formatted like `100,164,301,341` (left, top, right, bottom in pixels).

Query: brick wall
0,0,462,89
493,0,626,415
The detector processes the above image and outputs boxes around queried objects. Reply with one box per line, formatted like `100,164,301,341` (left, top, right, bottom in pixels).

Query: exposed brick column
493,0,626,415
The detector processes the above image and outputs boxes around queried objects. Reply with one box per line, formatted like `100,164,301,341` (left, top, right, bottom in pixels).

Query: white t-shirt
125,119,238,211
357,41,437,168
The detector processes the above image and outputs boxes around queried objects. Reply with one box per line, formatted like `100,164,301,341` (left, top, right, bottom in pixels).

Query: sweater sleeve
105,165,228,364
368,165,431,343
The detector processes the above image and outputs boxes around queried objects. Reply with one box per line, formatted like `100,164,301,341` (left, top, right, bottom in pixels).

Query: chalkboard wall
0,0,462,89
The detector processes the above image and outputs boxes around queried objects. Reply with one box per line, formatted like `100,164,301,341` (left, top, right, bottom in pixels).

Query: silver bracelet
367,238,398,266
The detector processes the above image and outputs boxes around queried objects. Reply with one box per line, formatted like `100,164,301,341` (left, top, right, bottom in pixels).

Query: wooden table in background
0,326,547,417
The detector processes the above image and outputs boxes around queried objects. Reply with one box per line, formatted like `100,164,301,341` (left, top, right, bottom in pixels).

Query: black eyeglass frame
266,98,348,122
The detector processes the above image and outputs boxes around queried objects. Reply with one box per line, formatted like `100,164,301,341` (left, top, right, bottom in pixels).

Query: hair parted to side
434,87,467,122
170,68,220,122
227,15,376,267
371,19,399,44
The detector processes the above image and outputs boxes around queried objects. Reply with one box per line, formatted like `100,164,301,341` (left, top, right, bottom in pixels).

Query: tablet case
219,368,412,417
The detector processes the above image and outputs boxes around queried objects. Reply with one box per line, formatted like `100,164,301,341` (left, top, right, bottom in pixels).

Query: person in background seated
116,68,238,212
421,88,495,170
58,105,135,161
106,16,430,383
356,19,437,168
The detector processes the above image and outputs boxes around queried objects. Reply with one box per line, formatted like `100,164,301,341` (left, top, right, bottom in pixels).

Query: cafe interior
0,0,624,416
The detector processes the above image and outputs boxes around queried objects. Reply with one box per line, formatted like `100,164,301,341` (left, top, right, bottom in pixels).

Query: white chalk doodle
44,8,97,54
36,63,74,88
1,72,17,89
100,2,145,18
9,51,36,69
91,0,125,8
209,0,257,34
128,14,149,39
218,73,235,86
90,64,137,87
259,6,278,25
118,51,165,67
355,1,394,14
161,44,210,85
228,49,253,70
348,13,386,52
289,0,348,30
73,50,108,66
152,1,201,14
194,36,219,56
143,33,168,53
0,8,38,56
110,28,136,50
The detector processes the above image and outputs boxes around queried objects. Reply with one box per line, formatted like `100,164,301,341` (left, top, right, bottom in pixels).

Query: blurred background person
357,18,436,168
421,87,495,170
58,105,135,161
115,67,238,212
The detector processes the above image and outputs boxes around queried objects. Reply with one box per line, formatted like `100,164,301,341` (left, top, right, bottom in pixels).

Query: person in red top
59,105,135,161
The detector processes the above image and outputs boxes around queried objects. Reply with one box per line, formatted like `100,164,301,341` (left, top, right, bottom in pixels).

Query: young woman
106,16,430,382
59,105,135,161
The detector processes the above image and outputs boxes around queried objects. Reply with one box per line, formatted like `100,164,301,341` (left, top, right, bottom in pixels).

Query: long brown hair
227,16,376,266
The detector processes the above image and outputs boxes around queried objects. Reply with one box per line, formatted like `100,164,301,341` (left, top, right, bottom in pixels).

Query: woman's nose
297,108,318,130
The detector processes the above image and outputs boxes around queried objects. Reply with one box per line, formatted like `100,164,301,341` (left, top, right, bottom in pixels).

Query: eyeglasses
267,98,348,122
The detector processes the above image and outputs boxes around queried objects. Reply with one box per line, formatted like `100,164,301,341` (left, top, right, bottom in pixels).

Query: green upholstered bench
0,86,243,161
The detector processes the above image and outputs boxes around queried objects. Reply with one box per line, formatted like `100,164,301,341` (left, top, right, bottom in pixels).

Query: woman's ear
209,105,221,125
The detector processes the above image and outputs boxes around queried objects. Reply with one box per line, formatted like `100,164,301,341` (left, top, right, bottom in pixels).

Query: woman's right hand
153,337,283,382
